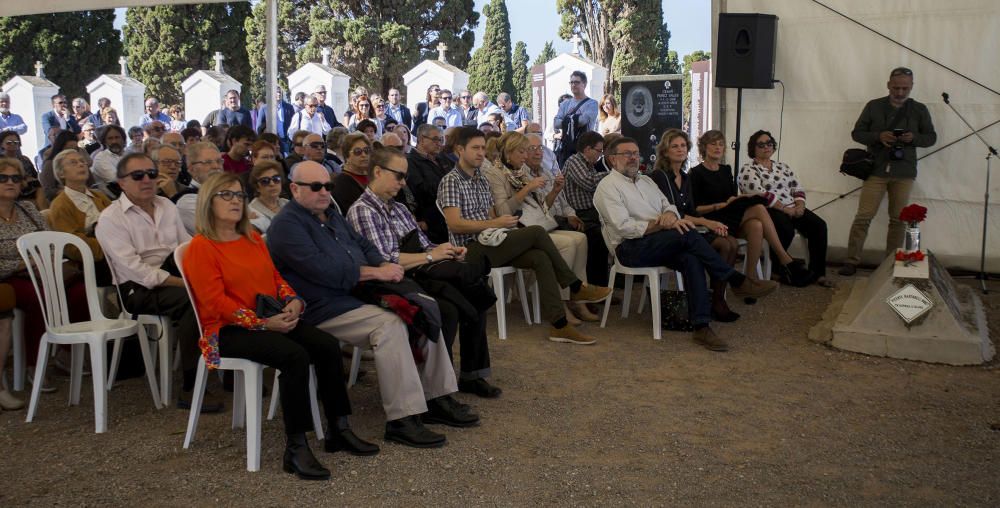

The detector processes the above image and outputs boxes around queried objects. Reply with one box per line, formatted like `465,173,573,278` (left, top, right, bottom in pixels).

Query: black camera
889,128,906,161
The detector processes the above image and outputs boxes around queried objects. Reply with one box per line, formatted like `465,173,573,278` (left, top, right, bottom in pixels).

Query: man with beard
0,93,27,134
92,125,128,185
217,89,253,129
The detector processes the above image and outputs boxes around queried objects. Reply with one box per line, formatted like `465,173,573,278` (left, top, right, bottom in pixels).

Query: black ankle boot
325,428,380,456
283,433,330,481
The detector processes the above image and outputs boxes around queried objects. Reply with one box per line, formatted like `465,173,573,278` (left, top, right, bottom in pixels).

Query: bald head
290,161,333,214
380,132,403,149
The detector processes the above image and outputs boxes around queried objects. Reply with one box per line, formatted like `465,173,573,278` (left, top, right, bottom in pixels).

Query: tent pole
733,87,743,186
265,0,278,135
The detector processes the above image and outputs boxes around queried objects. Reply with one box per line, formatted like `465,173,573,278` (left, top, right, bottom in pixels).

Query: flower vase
903,223,921,253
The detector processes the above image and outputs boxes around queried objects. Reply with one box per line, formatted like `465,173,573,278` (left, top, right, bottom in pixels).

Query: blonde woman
598,94,621,136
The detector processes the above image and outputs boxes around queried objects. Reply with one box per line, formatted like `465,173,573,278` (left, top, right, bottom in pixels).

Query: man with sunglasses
174,142,224,234
41,94,80,136
301,132,340,176
287,96,332,140
268,161,479,448
407,124,455,244
427,90,464,128
97,152,223,413
593,137,779,352
840,66,937,276
0,93,27,135
313,85,343,130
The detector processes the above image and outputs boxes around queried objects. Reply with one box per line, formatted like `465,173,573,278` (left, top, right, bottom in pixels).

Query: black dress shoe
423,395,480,427
283,434,331,481
384,415,446,448
458,378,503,398
324,428,380,456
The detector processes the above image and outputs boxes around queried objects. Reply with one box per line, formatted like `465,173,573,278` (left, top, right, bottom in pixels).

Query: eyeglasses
755,141,777,149
307,142,326,150
890,67,913,77
214,190,248,201
55,101,67,105
294,181,335,192
2,140,21,146
375,103,386,108
306,104,318,109
358,103,370,108
190,158,224,166
379,166,406,181
612,151,640,158
440,96,453,101
527,146,542,152
460,95,472,100
124,169,159,181
315,91,327,95
0,174,24,184
157,159,181,167
421,135,443,144
257,175,282,186
569,80,583,85
350,147,372,156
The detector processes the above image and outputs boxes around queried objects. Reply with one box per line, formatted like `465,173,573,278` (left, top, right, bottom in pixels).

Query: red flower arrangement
899,203,928,226
895,249,925,264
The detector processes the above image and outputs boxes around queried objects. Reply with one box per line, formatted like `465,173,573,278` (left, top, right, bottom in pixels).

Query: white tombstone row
86,57,146,130
540,51,607,141
402,43,469,114
181,52,242,125
288,48,351,119
1,62,59,161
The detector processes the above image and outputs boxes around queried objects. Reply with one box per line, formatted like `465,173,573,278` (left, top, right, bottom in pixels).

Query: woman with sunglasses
0,157,89,395
247,160,288,233
183,172,375,480
739,130,830,287
347,95,377,134
331,133,373,213
0,132,45,211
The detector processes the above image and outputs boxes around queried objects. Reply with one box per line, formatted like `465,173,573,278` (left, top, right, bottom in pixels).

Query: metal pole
265,0,278,135
732,87,743,186
980,154,992,293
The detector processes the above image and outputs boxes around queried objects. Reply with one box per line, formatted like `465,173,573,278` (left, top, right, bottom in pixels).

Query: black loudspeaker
715,13,778,89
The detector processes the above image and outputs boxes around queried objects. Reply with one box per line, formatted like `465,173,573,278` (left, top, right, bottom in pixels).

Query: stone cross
213,51,225,73
437,42,448,62
119,56,128,76
34,61,44,78
571,34,583,56
321,47,331,66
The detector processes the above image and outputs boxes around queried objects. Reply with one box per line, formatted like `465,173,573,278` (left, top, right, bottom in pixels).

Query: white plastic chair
738,238,772,280
11,308,25,391
345,343,366,388
176,241,268,472
600,255,679,341
266,365,325,440
18,232,161,433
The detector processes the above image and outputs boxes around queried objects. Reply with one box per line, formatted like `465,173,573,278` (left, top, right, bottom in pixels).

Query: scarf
500,161,548,215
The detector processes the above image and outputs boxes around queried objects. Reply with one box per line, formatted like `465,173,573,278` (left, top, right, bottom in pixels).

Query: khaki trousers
316,304,457,421
846,176,914,265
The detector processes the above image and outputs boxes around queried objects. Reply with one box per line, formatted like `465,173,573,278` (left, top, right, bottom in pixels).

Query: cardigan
46,189,112,261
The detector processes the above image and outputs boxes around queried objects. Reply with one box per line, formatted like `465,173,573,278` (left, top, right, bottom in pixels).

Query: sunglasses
294,181,335,192
379,166,406,181
124,169,159,181
215,190,248,201
440,96,453,100
461,95,472,100
755,141,777,149
2,140,21,146
351,147,372,156
307,142,326,149
0,174,24,184
257,175,282,186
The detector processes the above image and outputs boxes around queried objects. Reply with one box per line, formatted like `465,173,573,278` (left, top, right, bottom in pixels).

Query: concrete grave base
811,253,993,365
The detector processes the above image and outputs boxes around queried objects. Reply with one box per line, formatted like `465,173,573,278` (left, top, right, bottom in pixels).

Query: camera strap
884,98,911,133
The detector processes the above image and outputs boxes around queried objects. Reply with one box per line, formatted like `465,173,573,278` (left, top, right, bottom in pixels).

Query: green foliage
303,0,478,96
0,11,122,100
467,0,515,100
124,3,252,106
682,50,711,122
656,22,681,74
511,41,531,108
533,41,558,67
245,0,313,100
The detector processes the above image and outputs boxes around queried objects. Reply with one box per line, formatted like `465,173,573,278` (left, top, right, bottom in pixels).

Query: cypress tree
511,41,531,109
0,11,122,100
533,41,558,67
467,0,515,99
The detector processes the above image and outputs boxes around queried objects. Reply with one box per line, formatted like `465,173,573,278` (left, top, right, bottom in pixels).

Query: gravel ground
2,273,998,506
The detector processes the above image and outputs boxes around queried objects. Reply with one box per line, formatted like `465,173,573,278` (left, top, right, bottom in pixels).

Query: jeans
616,229,737,326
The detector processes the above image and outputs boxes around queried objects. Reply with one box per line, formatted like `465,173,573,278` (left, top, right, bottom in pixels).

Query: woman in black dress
649,129,740,321
688,130,812,287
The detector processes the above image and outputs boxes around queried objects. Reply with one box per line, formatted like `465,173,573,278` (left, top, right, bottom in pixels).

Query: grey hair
151,144,180,164
416,123,439,139
497,92,511,103
52,148,85,185
473,91,488,102
0,92,10,101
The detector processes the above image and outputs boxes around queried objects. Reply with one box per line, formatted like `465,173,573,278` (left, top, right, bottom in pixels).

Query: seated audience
0,285,22,411
175,142,223,235
183,172,376,480
739,130,830,286
268,160,479,448
0,131,46,211
151,145,186,200
406,124,453,244
559,130,611,285
222,125,255,175
40,130,87,202
437,127,612,345
594,137,780,352
91,125,127,186
325,127,348,169
247,160,287,233
331,133,372,212
47,149,113,284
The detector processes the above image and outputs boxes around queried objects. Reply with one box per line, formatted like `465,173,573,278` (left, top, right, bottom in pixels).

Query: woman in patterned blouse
739,130,830,286
182,172,377,481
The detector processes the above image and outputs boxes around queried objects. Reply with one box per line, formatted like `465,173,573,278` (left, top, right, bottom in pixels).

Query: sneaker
693,327,728,352
548,324,598,345
731,278,779,300
569,283,613,303
837,264,857,276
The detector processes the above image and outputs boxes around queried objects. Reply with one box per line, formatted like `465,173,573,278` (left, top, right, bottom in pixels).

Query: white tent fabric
717,0,1000,271
0,1,228,17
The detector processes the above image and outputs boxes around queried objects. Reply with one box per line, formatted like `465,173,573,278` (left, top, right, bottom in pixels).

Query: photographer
840,67,936,276
552,71,598,166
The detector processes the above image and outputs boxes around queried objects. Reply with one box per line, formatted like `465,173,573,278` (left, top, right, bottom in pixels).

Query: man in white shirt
472,91,502,120
174,142,223,234
96,152,222,412
427,90,464,128
593,137,779,352
0,93,27,134
91,125,127,185
287,95,331,139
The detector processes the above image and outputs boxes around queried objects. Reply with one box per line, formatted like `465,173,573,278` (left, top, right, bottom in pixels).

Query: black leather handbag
840,148,873,180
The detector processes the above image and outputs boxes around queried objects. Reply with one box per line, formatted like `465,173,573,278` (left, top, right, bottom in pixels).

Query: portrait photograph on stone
0,0,999,505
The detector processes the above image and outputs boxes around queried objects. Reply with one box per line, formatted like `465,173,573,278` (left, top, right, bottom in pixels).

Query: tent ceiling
0,1,229,17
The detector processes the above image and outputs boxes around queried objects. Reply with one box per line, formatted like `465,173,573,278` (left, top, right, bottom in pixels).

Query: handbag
839,148,873,180
255,294,285,318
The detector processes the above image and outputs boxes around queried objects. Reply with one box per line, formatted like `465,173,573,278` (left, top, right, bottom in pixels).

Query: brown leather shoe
693,327,728,352
568,302,600,322
570,283,612,303
731,278,779,300
548,324,597,345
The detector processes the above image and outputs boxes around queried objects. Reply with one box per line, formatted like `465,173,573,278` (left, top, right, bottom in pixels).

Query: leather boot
710,279,740,322
283,433,331,481
324,428,380,456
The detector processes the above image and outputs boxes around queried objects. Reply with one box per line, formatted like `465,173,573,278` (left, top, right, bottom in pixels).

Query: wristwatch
426,253,434,263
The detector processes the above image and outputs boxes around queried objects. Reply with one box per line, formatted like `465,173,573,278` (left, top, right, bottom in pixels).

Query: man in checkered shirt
559,130,610,285
436,127,613,345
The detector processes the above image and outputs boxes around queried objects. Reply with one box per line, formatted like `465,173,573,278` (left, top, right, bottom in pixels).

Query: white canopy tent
713,0,1000,271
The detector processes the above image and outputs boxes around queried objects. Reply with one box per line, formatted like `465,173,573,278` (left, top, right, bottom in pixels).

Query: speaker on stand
715,13,778,176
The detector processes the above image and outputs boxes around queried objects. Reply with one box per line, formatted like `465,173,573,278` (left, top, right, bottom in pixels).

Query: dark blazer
386,104,412,130
465,107,479,127
267,198,385,324
41,111,80,135
317,104,343,129
406,149,454,244
331,172,366,214
413,102,429,130
256,101,297,139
